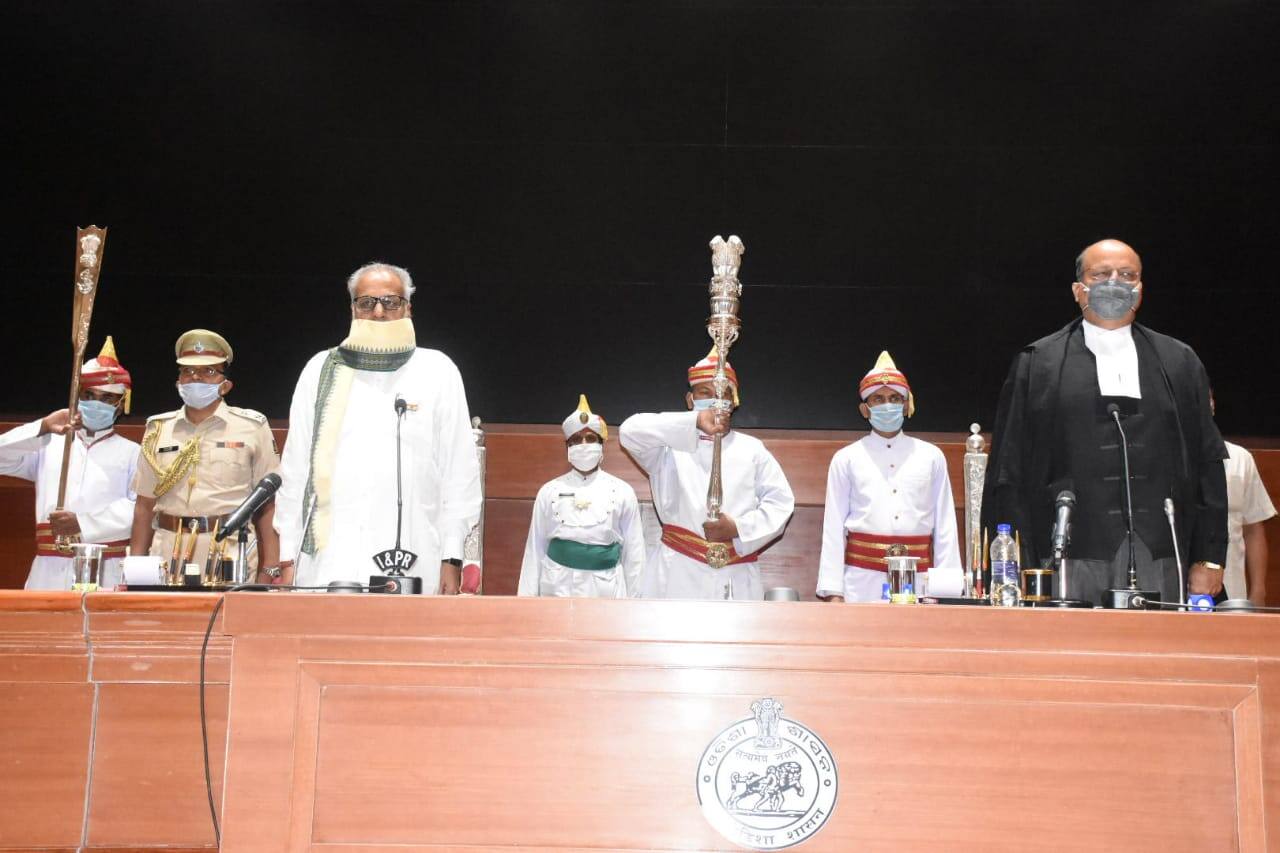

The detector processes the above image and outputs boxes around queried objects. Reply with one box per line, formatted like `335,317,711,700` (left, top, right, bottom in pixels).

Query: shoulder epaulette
227,406,268,424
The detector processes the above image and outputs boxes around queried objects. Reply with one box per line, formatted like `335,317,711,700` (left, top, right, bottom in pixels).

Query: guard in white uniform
518,395,646,597
620,348,795,600
0,338,139,589
816,351,961,602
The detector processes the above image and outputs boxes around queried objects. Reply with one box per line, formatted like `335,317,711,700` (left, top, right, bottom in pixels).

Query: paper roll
926,565,965,597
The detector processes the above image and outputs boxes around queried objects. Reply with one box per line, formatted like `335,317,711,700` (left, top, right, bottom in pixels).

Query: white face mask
178,380,223,409
567,442,603,472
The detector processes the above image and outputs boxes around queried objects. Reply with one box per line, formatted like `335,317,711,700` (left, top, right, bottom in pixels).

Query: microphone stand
1044,504,1091,608
370,397,421,594
1164,498,1185,605
232,526,251,585
1104,406,1159,609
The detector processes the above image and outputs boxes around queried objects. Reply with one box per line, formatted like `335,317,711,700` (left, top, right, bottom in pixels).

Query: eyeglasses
178,366,225,380
1082,268,1141,285
352,295,409,313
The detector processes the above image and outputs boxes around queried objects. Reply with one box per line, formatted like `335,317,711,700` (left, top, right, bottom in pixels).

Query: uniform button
892,489,897,494
887,444,891,449
890,464,895,468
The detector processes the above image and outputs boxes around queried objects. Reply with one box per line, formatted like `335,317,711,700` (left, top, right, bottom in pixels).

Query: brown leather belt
154,512,230,534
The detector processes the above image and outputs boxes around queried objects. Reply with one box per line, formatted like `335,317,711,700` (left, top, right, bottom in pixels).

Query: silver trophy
704,235,744,568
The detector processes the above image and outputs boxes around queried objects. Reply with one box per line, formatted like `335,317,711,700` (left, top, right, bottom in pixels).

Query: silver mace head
706,234,744,371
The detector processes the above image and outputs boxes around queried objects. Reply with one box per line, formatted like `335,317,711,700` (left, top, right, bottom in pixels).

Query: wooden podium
2,590,1278,851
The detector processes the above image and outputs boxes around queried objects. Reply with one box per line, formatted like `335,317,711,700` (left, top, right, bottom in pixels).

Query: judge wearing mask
274,262,482,593
816,352,962,602
517,395,646,598
983,239,1227,605
130,329,281,575
619,347,795,600
0,338,139,589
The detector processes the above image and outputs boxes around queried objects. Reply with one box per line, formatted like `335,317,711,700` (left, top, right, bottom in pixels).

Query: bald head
1074,239,1141,282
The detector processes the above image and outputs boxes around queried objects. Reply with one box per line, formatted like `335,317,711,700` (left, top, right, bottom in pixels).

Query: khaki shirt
134,401,279,566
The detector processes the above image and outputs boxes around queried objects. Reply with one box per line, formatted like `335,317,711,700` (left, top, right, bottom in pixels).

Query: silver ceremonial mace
704,235,744,568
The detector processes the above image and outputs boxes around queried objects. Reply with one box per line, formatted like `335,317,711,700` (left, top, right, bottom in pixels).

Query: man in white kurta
817,352,961,602
275,263,482,592
1223,440,1275,603
518,395,646,597
0,339,139,589
620,349,795,600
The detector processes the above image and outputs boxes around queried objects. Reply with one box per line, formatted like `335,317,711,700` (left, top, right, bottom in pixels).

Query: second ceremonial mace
704,235,744,569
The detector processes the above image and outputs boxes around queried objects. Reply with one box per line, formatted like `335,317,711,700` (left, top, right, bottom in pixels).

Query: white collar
566,468,600,485
866,430,905,447
1081,318,1135,352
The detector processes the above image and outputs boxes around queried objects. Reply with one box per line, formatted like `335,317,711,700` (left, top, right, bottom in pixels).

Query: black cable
198,581,394,844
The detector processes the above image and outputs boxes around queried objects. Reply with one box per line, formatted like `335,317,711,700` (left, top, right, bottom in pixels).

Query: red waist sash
660,524,761,567
35,522,129,559
844,530,933,572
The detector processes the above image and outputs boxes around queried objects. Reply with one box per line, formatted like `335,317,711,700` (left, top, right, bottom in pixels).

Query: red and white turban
859,350,914,417
687,346,739,405
80,336,132,413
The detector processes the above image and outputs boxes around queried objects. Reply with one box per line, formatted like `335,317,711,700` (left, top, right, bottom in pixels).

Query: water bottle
989,523,1021,606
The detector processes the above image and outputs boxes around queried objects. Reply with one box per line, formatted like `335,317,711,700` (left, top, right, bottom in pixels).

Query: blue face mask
77,399,118,432
868,402,905,434
691,398,720,411
178,381,223,410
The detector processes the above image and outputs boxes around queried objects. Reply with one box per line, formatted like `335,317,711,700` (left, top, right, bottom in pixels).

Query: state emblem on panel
696,698,838,850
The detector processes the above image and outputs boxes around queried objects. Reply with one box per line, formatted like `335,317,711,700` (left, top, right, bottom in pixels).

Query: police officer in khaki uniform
129,329,282,579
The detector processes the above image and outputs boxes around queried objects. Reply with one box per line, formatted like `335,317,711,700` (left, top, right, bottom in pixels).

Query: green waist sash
547,538,622,571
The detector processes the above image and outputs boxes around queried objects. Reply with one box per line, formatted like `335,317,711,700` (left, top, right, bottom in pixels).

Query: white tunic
1223,441,1277,600
517,467,646,598
816,431,962,602
275,348,482,591
0,419,139,589
619,412,795,600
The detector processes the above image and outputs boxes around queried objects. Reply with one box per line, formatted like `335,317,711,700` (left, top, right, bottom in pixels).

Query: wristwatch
443,558,463,568
1199,561,1224,572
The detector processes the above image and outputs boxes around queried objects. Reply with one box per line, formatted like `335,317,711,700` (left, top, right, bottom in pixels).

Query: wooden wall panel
3,422,1279,605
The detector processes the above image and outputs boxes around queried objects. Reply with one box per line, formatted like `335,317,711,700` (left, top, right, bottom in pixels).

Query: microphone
1051,490,1075,560
215,473,282,542
394,395,407,416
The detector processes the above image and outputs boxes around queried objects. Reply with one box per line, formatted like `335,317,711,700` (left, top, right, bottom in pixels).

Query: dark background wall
3,0,1277,434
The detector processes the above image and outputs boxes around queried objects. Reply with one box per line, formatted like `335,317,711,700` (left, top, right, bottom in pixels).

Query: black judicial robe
982,318,1227,570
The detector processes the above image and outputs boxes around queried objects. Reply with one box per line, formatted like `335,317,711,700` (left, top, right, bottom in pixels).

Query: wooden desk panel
0,591,225,851
218,594,1279,852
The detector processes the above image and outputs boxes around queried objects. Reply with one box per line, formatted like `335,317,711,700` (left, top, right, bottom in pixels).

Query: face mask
691,398,720,411
344,317,416,352
1083,278,1140,321
568,442,603,472
178,381,223,409
868,402,905,434
77,399,118,432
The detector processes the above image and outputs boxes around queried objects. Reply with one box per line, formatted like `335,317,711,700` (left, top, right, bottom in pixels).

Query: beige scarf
302,318,415,553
